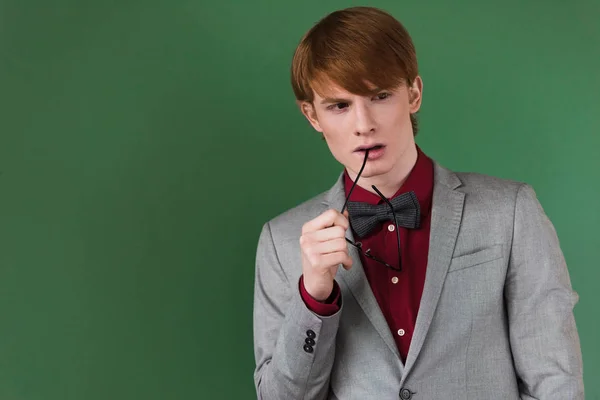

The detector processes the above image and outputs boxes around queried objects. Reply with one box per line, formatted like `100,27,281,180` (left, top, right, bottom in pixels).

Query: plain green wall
1,0,598,398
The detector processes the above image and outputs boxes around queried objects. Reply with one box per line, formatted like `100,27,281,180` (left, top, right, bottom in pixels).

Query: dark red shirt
300,145,434,362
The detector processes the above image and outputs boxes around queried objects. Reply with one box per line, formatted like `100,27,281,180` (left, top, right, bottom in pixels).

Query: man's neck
355,143,418,199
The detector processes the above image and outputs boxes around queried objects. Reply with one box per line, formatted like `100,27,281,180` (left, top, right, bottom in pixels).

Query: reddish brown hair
291,6,420,135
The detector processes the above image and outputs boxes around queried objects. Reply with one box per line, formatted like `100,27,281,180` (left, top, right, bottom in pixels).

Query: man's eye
376,92,390,100
328,103,349,110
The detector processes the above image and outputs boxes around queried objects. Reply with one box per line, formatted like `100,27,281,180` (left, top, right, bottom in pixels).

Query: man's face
301,77,423,184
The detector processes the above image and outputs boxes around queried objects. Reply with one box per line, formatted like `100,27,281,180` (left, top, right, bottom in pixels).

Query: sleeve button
399,388,412,399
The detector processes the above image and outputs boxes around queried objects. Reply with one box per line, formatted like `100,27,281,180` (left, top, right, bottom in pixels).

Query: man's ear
299,101,323,132
408,75,423,113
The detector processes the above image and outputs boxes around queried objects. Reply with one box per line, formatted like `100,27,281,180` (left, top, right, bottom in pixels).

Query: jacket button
305,338,315,346
303,344,314,353
306,330,316,339
399,388,412,399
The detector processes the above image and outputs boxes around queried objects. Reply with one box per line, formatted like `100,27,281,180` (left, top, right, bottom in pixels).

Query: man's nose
353,103,376,136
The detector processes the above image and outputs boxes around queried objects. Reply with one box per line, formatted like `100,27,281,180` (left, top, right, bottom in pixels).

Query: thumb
342,209,350,230
341,256,353,271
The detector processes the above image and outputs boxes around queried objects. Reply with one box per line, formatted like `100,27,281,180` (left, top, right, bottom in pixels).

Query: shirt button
391,276,399,284
387,224,395,232
397,329,405,336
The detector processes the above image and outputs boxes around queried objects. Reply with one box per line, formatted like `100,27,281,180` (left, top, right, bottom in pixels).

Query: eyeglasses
341,149,402,272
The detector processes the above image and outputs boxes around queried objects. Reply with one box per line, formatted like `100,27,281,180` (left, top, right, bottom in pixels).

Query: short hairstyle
291,6,420,135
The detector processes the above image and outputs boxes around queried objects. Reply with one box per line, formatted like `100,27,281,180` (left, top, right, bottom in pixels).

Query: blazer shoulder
453,170,526,198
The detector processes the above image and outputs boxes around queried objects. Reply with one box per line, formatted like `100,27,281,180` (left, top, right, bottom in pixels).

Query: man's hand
300,209,352,301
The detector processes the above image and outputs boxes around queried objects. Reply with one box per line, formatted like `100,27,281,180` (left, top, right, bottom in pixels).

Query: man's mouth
355,144,385,152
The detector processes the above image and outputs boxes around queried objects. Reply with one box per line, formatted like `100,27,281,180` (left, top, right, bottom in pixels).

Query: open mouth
356,144,385,152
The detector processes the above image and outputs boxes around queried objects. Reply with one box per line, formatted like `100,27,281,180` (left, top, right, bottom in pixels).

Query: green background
1,0,598,398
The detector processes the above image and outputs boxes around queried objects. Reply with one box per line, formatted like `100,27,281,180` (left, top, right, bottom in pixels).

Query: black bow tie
346,191,421,238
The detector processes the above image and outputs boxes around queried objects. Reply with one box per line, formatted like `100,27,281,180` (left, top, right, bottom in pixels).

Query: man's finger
302,209,348,233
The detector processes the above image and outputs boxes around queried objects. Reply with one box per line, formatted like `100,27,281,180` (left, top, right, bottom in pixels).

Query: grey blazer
253,161,584,399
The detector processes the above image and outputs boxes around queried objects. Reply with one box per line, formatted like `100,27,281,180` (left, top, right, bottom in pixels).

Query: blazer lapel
322,173,404,368
402,162,465,377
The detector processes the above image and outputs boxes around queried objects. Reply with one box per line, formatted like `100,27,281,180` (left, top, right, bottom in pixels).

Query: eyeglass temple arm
371,185,403,271
341,149,370,214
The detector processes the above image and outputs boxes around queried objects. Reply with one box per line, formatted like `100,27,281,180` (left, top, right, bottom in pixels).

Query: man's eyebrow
320,97,350,105
319,88,385,105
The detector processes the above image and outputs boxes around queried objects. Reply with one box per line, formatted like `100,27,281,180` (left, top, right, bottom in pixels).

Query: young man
253,6,584,399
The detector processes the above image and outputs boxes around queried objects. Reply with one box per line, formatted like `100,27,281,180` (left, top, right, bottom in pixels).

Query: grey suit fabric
253,161,584,399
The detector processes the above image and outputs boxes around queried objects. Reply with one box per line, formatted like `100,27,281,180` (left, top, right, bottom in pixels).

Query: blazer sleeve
253,221,342,400
505,183,584,399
